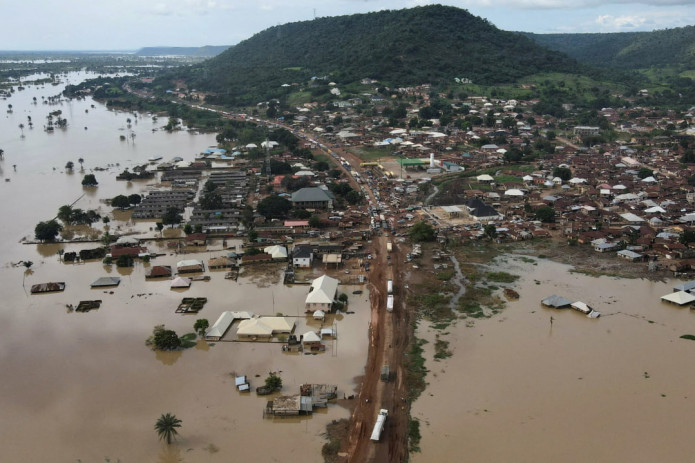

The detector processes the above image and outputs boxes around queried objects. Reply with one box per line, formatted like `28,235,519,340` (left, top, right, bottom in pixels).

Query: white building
305,275,339,312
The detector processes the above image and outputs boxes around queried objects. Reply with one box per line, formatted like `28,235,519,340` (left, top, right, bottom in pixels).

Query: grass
180,332,197,348
351,146,394,161
434,337,452,360
680,334,695,341
436,270,455,281
486,271,519,283
404,336,428,402
408,418,422,453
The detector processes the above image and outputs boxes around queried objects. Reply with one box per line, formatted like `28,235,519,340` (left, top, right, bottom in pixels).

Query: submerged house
305,275,339,312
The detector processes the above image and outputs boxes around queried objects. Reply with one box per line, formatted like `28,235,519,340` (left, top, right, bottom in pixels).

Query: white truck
370,409,388,441
387,295,394,312
386,241,393,252
387,279,393,295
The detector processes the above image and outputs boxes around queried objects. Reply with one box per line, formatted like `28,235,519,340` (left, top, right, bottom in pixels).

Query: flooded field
412,256,695,462
0,74,371,461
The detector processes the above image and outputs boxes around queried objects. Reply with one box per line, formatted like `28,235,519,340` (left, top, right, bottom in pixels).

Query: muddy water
412,256,695,462
0,74,372,461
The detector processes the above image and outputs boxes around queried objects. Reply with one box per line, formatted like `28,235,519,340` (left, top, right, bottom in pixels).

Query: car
367,254,372,260
345,269,350,274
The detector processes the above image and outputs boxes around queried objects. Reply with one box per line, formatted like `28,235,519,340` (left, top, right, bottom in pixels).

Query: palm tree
78,157,84,170
154,413,182,444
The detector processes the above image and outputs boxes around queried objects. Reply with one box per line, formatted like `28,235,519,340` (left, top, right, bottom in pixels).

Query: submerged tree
154,413,182,445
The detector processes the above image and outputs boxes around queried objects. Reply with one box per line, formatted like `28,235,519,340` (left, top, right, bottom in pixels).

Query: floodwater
0,73,372,461
412,256,695,462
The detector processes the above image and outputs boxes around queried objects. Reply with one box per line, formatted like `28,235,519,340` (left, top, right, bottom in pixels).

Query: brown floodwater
412,256,695,463
0,73,372,462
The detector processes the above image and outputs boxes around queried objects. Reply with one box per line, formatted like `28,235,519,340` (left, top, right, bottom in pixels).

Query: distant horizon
2,2,694,51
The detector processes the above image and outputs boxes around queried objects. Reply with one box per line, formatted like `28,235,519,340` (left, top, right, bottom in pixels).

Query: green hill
175,5,579,105
525,26,695,69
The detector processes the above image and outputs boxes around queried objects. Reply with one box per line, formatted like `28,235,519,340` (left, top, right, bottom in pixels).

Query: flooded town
4,13,695,462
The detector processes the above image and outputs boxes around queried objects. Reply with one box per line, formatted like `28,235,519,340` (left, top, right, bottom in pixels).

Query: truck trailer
370,409,388,441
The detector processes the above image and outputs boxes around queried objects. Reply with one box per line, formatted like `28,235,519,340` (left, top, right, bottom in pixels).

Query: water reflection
155,350,182,366
157,443,182,463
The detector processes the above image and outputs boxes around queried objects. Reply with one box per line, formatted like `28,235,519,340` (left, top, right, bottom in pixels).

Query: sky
2,0,695,51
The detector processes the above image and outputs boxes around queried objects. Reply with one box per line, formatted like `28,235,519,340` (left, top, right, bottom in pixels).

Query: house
236,317,295,339
264,245,288,260
291,187,334,210
205,312,236,341
146,265,173,278
185,233,207,246
465,198,503,222
293,244,314,268
305,275,339,312
176,259,204,273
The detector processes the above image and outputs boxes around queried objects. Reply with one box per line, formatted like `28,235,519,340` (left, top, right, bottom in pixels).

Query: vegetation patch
434,337,452,360
404,336,428,402
408,418,422,453
486,271,519,283
680,334,695,341
436,270,455,281
322,418,349,463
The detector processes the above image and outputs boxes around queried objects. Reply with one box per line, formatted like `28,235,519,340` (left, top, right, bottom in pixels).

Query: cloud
594,9,695,30
144,0,237,16
451,0,695,9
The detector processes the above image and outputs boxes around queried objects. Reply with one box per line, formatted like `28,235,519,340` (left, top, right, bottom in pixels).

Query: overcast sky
3,0,695,50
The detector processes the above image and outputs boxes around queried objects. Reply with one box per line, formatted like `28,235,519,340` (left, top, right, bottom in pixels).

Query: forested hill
177,5,579,105
524,26,695,69
135,45,230,57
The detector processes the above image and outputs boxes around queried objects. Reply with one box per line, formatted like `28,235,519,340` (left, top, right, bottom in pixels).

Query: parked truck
386,241,393,252
370,409,388,441
387,295,394,312
387,279,393,295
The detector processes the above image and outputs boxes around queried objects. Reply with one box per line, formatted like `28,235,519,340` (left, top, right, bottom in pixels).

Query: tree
194,319,209,336
552,167,572,182
57,205,74,224
265,373,282,392
154,413,182,445
78,157,84,169
535,206,556,223
153,328,181,351
34,220,62,242
309,214,322,228
637,167,653,179
257,195,292,219
65,161,74,171
345,190,362,204
408,221,435,242
162,207,183,228
183,223,193,235
484,224,497,239
199,190,223,210
111,195,131,209
116,254,134,267
128,194,142,205
338,293,348,303
248,230,258,242
81,174,98,186
156,222,164,235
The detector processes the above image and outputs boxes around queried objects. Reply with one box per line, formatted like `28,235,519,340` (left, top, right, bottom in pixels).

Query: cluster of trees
111,194,142,209
57,205,101,226
328,182,362,205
